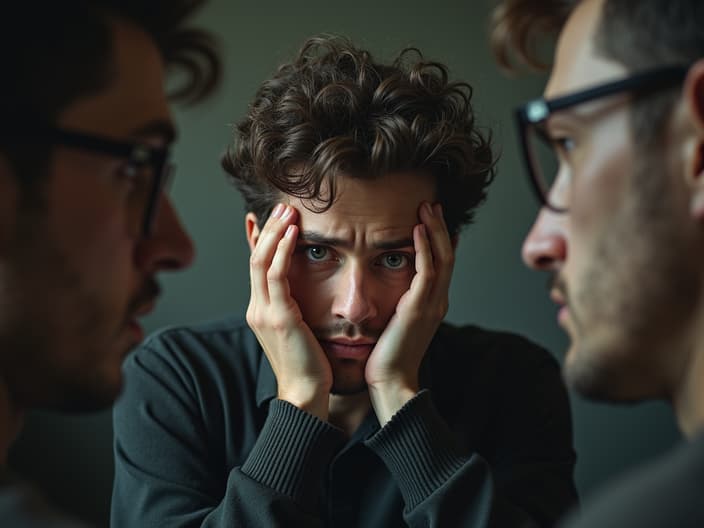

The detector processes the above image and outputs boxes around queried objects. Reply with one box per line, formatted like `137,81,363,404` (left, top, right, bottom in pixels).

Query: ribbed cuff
241,399,345,509
365,390,467,510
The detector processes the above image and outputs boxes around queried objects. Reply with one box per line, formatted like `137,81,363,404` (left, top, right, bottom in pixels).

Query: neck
0,377,24,466
672,341,704,439
328,391,371,437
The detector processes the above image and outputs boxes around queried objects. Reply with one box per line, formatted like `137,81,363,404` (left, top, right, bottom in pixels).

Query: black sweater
111,316,577,527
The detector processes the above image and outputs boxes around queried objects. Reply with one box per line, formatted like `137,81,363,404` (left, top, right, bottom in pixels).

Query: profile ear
683,60,704,220
685,59,704,134
245,212,261,252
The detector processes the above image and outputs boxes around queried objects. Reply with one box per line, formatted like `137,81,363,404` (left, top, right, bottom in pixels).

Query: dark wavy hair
1,0,221,186
223,35,495,237
490,0,704,148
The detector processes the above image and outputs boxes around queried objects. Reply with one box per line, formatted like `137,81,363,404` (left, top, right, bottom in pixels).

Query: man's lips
319,339,376,360
549,289,570,325
126,298,158,342
133,299,157,318
550,288,566,307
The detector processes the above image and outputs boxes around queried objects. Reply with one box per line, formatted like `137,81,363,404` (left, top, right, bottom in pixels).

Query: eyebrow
129,119,177,144
298,230,414,250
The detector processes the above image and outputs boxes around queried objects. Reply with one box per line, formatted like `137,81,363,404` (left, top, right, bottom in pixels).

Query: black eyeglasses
36,126,173,237
514,65,690,213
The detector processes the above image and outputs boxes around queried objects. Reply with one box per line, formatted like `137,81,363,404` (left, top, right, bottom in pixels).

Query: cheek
48,206,136,309
568,130,634,260
48,172,134,267
374,272,414,313
287,263,333,319
572,115,633,216
76,222,133,280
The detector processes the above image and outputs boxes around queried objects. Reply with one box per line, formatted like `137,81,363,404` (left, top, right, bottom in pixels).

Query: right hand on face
246,203,332,420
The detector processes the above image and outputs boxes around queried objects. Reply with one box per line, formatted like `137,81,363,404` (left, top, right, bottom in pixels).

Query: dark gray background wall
9,0,680,525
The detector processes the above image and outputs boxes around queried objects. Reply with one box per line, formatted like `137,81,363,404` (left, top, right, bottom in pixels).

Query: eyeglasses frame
514,65,691,213
26,126,172,237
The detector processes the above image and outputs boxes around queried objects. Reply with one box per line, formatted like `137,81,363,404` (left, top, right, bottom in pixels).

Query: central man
112,36,577,527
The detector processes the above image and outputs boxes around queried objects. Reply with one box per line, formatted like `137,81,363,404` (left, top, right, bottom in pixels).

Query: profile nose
332,264,377,325
135,196,195,272
522,208,567,272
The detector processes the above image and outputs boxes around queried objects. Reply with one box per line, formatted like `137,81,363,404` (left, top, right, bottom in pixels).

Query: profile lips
550,289,566,307
133,298,158,318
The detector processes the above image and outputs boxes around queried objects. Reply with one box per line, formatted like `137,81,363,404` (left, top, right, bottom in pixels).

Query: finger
250,204,297,304
421,202,454,293
405,222,434,304
267,224,298,304
418,202,453,262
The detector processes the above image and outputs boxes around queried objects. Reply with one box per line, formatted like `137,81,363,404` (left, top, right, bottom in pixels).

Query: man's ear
245,212,261,252
685,59,704,135
684,59,704,220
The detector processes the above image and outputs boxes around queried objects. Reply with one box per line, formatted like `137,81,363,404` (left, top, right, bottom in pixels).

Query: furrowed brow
298,231,414,251
372,238,414,250
298,231,351,248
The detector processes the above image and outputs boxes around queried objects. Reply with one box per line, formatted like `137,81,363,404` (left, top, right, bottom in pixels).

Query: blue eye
553,137,575,155
305,246,329,261
380,253,409,269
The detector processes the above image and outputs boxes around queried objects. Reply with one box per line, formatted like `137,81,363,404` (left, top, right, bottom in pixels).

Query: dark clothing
0,469,88,528
561,432,704,528
111,316,577,527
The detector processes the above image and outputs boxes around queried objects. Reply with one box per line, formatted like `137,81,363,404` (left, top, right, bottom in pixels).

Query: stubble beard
564,142,697,403
0,204,124,413
315,321,381,396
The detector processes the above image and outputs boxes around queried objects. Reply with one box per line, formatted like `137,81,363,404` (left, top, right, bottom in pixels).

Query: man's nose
331,264,377,325
135,196,195,272
522,207,567,272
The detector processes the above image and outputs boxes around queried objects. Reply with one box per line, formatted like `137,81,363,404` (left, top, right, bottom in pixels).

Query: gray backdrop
10,0,680,525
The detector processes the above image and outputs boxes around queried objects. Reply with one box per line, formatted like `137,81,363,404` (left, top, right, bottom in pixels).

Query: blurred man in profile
492,0,704,526
0,1,219,525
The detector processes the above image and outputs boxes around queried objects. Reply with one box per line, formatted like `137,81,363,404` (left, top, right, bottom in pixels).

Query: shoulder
564,436,704,528
433,321,559,372
121,315,262,397
132,314,256,362
425,322,566,414
140,314,255,354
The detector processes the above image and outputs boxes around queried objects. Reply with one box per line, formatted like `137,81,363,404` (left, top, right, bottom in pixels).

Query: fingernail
424,202,434,216
281,205,292,219
272,204,283,218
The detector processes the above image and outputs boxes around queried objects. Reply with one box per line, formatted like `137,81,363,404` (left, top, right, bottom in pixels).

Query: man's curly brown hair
223,35,495,237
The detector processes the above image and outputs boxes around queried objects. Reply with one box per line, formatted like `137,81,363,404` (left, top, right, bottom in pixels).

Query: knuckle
249,253,264,269
269,314,290,332
246,309,260,327
266,267,285,282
